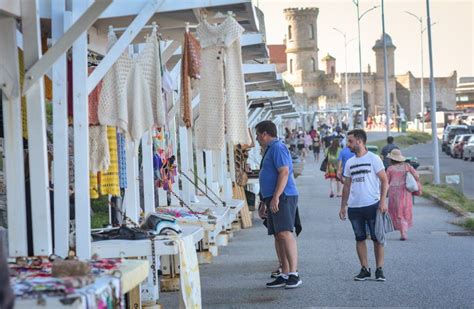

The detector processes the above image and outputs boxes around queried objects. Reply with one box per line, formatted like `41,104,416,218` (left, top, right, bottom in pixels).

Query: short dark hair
347,129,367,144
255,120,277,137
387,136,394,144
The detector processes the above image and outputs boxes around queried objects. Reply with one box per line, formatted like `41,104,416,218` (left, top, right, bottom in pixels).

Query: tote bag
405,165,419,193
319,156,328,172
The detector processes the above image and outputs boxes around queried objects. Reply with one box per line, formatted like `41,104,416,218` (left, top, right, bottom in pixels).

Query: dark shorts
313,146,320,153
348,202,379,241
264,194,298,235
297,144,304,150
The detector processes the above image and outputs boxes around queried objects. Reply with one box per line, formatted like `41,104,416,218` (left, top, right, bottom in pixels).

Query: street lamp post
405,11,437,133
333,28,354,129
381,0,390,137
353,1,379,129
426,0,440,184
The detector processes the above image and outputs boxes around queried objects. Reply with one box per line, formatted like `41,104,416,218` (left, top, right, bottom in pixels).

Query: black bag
319,156,328,172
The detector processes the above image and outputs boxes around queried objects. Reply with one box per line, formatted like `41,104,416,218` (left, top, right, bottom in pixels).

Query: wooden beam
51,0,70,258
22,0,113,96
72,0,91,259
0,16,28,256
21,0,53,256
87,0,163,95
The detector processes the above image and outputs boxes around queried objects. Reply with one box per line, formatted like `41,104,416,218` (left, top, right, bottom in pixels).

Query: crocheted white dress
196,17,251,150
98,30,164,151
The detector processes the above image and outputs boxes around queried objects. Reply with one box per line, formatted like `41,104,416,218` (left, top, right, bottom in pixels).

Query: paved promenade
160,157,474,308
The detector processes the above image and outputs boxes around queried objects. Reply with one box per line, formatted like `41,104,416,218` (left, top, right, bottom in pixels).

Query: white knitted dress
196,17,251,150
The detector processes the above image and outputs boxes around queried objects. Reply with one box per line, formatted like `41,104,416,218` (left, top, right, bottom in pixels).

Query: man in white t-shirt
339,129,389,282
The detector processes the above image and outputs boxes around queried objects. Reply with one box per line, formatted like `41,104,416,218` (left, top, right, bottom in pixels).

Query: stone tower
372,33,397,115
321,53,336,77
283,7,320,90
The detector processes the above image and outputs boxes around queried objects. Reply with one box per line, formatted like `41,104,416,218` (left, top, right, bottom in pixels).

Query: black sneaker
285,274,302,289
266,275,287,288
354,267,371,281
375,267,386,281
271,268,282,278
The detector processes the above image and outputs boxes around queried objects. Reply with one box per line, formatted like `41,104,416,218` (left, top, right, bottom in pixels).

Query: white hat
387,148,406,162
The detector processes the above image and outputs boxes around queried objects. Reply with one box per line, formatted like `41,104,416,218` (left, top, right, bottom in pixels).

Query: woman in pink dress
386,149,421,240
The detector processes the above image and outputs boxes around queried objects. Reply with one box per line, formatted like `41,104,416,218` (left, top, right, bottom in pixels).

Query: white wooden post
21,0,53,256
51,0,70,258
195,149,205,189
228,143,236,183
178,126,191,205
125,144,140,222
142,133,155,215
72,0,91,259
0,16,28,256
186,128,196,202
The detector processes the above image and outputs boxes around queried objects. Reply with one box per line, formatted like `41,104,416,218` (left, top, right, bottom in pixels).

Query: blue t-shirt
338,146,355,172
259,139,299,198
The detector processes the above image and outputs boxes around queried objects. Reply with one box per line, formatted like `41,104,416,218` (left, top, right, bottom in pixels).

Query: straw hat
387,148,406,162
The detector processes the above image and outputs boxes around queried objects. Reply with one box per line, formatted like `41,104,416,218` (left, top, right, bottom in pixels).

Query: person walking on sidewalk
380,136,399,170
339,129,389,281
386,149,421,240
255,120,302,289
325,138,342,197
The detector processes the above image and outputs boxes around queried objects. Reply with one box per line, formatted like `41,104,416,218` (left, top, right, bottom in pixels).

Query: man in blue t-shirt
256,120,301,289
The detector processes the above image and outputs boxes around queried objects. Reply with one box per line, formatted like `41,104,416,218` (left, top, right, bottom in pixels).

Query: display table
12,259,148,308
91,225,204,258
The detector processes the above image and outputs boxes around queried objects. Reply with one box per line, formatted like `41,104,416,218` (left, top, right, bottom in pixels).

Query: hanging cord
188,169,226,206
108,195,141,228
178,169,221,207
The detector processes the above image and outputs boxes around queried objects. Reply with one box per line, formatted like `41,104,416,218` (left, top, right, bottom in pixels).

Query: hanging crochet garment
98,31,133,128
181,31,201,128
89,125,110,173
116,132,127,189
136,31,166,128
196,17,251,150
88,67,102,125
100,127,120,196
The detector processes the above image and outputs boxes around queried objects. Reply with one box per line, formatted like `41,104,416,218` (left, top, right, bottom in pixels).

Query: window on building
290,59,293,73
390,93,394,103
309,24,315,39
311,58,316,72
331,66,335,75
288,25,292,40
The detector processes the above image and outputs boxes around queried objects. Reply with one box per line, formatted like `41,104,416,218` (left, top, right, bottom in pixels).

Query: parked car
463,135,474,161
452,134,473,159
442,125,470,153
448,135,463,157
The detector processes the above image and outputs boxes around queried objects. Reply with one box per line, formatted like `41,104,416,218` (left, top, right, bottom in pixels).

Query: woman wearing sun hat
386,148,421,240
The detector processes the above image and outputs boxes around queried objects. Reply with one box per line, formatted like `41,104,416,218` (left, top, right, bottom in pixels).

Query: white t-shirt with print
343,151,384,208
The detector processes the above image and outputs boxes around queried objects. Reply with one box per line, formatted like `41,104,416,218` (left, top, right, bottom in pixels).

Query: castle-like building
269,7,457,121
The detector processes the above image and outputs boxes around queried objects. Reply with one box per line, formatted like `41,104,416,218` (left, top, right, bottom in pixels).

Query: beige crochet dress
196,17,251,150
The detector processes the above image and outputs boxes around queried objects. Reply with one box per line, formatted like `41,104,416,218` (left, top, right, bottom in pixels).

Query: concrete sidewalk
159,157,474,308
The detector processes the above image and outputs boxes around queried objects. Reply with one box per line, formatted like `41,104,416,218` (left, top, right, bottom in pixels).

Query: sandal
330,193,334,198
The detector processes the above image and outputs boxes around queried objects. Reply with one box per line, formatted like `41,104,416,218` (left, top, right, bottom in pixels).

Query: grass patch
463,218,474,230
91,196,110,229
423,184,474,213
369,132,432,154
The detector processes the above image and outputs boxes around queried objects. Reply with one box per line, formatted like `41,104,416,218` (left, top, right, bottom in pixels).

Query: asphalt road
159,158,474,308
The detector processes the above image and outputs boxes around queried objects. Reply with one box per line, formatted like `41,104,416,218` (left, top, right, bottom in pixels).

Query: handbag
405,165,419,193
320,155,328,172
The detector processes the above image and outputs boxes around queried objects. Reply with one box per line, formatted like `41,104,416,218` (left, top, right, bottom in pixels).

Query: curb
423,192,470,218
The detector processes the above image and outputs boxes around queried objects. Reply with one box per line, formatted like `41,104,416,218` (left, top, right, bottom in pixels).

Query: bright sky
256,0,474,80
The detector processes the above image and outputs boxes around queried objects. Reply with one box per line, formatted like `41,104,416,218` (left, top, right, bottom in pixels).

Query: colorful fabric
100,127,120,196
116,132,127,189
386,163,418,233
89,125,110,173
18,49,28,140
